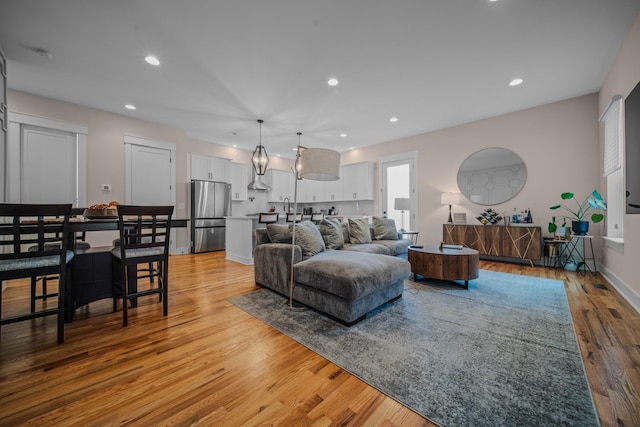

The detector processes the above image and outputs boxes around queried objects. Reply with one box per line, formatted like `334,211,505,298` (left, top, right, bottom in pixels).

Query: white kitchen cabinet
267,169,294,202
342,161,375,200
304,179,324,202
191,153,230,182
0,48,5,202
323,167,344,202
229,162,249,201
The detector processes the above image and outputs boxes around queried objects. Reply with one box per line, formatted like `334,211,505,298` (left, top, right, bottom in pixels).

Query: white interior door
21,125,76,204
124,135,178,252
6,112,87,206
129,144,172,205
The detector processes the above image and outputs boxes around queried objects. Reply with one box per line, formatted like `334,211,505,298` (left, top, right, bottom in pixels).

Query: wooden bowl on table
83,207,118,219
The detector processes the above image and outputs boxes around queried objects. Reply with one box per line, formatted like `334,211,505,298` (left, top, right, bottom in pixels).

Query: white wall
8,21,639,311
7,90,602,257
598,12,640,312
343,94,601,257
7,90,293,249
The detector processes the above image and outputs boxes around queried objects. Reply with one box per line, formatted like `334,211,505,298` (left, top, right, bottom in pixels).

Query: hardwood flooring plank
0,253,638,426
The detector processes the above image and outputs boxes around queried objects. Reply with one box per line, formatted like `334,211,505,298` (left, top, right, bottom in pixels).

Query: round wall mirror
457,148,527,205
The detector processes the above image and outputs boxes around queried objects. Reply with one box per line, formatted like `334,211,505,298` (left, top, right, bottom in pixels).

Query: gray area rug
229,270,599,426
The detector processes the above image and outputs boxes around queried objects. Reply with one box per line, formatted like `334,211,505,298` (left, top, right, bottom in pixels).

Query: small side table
558,235,597,276
400,230,419,245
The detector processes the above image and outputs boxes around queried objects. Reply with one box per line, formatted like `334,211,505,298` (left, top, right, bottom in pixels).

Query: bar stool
310,212,324,224
286,213,302,222
258,212,279,224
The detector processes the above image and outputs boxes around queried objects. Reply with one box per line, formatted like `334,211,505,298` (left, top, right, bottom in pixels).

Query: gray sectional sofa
253,217,412,325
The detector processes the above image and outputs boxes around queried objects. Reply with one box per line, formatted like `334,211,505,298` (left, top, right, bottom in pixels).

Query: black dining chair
29,207,89,312
0,203,74,344
111,205,173,327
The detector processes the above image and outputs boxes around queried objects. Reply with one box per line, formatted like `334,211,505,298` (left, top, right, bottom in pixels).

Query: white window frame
600,95,624,252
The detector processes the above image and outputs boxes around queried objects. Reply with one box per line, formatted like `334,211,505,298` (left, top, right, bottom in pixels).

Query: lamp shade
394,197,411,211
441,192,462,205
299,148,340,181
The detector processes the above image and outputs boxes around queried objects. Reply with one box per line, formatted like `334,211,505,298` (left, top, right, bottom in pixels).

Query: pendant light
293,132,305,180
251,119,269,176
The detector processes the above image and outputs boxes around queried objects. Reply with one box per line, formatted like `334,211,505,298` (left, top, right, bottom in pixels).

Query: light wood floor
0,252,639,426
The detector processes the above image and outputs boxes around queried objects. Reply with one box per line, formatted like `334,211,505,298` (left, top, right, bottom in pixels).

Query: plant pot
571,220,589,236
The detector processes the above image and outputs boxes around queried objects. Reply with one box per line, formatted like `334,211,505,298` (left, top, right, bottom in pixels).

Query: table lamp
394,198,411,232
441,192,462,224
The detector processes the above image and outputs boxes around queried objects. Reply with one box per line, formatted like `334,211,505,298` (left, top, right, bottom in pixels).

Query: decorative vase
564,261,578,272
571,220,589,236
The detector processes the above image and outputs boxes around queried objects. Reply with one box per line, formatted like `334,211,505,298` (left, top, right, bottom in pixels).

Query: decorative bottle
526,209,533,224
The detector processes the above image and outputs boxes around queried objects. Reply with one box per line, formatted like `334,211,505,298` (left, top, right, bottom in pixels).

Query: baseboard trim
599,264,640,314
225,252,254,265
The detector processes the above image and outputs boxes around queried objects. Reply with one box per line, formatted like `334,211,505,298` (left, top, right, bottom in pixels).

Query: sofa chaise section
253,219,412,325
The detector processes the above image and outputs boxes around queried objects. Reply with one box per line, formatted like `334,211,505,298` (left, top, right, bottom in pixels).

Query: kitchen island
225,216,261,265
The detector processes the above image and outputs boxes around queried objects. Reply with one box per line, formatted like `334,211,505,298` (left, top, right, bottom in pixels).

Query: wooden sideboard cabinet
443,224,542,265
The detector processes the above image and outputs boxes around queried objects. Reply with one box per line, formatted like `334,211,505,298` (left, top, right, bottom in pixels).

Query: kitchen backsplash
231,190,374,218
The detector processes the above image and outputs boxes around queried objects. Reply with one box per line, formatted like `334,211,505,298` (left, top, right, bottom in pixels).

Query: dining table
64,217,188,321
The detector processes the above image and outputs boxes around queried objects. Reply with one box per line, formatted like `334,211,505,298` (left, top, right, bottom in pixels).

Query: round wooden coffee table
407,245,479,289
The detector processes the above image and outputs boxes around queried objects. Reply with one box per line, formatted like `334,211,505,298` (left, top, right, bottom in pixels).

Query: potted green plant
549,190,607,236
548,216,570,239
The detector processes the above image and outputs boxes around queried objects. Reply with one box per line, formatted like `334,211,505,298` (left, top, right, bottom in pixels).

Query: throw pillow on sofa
318,218,344,250
348,218,372,244
372,216,399,240
341,222,350,243
266,223,292,243
289,220,326,260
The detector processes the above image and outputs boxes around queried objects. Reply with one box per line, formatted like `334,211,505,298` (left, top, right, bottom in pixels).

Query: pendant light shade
251,119,269,176
293,132,340,181
300,148,341,181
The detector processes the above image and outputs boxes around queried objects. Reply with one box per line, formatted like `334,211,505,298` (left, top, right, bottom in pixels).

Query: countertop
225,216,259,220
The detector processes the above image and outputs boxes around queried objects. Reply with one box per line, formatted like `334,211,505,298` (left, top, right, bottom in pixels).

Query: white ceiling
1,0,639,158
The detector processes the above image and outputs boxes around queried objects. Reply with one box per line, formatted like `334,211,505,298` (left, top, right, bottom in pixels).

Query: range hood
248,172,270,191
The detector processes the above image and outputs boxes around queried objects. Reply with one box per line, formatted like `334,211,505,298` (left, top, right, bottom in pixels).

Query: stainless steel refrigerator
190,180,231,253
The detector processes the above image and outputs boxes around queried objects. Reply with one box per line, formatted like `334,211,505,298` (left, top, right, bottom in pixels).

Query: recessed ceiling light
145,56,160,66
125,104,136,110
328,78,339,86
350,147,355,150
340,133,347,138
232,144,237,148
389,117,399,123
509,78,524,86
292,147,298,151
33,48,53,59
